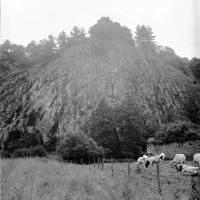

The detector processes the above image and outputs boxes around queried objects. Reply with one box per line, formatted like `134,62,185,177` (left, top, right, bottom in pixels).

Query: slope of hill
0,40,194,141
0,18,196,146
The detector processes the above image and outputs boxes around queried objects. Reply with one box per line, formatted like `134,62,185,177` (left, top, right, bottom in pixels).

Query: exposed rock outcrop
0,41,194,142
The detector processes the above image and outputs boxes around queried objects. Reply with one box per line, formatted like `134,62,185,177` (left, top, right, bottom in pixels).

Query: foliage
0,40,29,66
57,31,68,52
57,132,104,162
26,35,58,66
158,46,189,76
189,57,200,80
135,25,156,51
0,40,30,75
12,145,47,158
155,120,200,144
89,17,133,43
183,84,200,125
86,99,147,159
12,148,30,158
45,120,59,152
68,26,86,46
3,129,44,156
29,145,47,157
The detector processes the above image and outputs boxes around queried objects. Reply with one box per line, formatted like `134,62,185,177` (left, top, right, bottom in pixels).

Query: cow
170,154,186,168
193,153,200,165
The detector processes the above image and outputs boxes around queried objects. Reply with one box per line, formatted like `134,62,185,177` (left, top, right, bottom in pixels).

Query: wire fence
1,157,200,200
89,158,200,200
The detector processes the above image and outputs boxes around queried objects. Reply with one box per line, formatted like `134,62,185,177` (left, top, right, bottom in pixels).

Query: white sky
1,0,200,59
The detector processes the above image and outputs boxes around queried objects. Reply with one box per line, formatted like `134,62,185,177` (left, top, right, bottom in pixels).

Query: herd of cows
137,152,200,174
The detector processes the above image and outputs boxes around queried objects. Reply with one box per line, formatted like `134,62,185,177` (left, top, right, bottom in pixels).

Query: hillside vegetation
0,17,200,159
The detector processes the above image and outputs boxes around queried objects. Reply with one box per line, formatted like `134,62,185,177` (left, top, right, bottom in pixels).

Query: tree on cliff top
135,25,156,52
89,17,134,44
189,57,200,81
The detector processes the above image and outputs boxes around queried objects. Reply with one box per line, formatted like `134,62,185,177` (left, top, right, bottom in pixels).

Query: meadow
0,158,194,200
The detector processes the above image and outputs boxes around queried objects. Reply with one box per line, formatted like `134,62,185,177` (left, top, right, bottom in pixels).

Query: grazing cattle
158,153,165,162
176,164,199,174
146,153,156,157
193,153,200,165
175,164,189,172
137,156,150,168
143,155,149,160
148,155,160,166
182,166,199,174
170,154,186,167
137,157,145,167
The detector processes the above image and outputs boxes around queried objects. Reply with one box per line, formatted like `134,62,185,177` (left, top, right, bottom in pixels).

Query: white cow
176,164,199,174
193,153,200,165
137,156,150,168
137,157,146,167
143,155,149,160
170,154,186,167
148,155,160,166
158,153,165,162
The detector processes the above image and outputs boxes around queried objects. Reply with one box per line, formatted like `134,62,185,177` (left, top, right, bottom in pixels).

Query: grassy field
0,158,194,200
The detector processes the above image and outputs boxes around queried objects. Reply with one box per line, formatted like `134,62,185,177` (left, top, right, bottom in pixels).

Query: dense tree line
57,132,104,163
0,26,87,74
85,98,149,159
1,17,189,76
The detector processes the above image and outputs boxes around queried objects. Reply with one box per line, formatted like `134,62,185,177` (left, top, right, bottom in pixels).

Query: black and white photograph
0,0,200,199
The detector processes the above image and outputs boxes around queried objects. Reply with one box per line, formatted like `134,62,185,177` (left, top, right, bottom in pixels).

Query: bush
12,145,47,158
155,120,200,144
12,148,30,158
4,129,44,155
29,145,47,157
57,132,104,163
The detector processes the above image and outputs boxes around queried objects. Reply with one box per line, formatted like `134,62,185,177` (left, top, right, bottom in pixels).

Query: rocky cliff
0,40,194,142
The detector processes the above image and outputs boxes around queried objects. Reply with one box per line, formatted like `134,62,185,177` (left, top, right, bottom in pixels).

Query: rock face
0,41,194,141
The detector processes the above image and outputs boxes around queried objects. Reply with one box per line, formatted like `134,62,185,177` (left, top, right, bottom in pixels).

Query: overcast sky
1,0,199,58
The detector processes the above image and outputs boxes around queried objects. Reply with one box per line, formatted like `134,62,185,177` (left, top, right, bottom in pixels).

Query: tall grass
0,158,117,200
0,158,191,200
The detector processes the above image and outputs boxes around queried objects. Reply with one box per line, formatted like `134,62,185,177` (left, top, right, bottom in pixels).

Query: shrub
57,132,104,163
4,129,44,155
29,145,47,157
12,145,47,158
12,148,30,158
155,120,200,144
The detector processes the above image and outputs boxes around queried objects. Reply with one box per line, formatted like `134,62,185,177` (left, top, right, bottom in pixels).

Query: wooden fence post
156,162,162,195
93,156,95,167
98,157,100,169
81,157,83,165
111,159,114,177
1,163,5,200
128,160,130,177
101,157,104,171
88,157,90,167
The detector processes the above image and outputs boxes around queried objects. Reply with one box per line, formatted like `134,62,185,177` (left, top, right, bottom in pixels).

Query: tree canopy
86,99,148,159
135,25,156,51
57,132,104,162
155,120,200,144
189,57,200,81
89,17,133,43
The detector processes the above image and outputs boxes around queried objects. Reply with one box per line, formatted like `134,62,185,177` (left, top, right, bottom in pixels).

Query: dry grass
0,158,193,200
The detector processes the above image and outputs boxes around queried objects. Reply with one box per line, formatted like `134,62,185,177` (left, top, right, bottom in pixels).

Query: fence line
64,157,199,199
90,158,200,199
